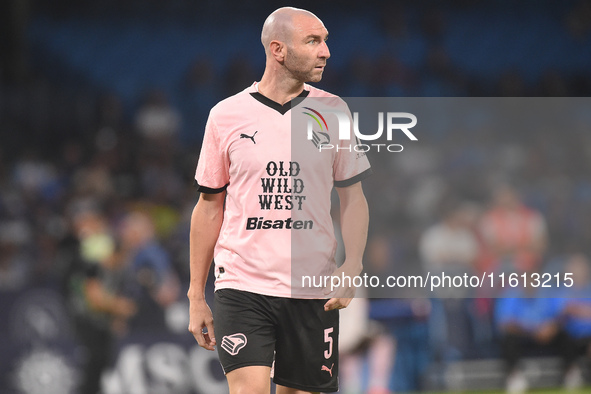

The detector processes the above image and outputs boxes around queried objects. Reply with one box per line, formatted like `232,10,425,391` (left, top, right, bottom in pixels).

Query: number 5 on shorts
324,327,334,359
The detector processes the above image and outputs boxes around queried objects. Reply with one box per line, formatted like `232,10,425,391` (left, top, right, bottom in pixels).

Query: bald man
188,7,371,394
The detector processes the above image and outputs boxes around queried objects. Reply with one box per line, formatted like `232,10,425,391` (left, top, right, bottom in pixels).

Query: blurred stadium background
1,0,591,393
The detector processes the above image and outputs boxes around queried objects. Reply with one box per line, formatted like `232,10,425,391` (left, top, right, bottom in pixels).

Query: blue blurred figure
119,211,180,332
495,274,563,393
556,254,591,389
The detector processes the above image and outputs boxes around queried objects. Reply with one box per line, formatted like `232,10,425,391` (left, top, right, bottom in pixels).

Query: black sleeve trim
334,168,373,188
193,180,228,194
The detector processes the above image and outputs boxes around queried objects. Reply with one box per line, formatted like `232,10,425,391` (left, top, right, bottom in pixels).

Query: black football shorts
213,288,339,392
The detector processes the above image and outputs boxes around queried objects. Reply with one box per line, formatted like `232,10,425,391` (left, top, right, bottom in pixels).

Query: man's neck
257,71,305,105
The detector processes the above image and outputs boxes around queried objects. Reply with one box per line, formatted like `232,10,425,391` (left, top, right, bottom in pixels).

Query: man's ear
269,40,285,62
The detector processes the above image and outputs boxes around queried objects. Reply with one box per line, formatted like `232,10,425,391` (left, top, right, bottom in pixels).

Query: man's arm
188,191,225,350
325,182,369,311
85,278,137,318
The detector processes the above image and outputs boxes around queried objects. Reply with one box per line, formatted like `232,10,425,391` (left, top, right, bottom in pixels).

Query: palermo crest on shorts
221,333,248,356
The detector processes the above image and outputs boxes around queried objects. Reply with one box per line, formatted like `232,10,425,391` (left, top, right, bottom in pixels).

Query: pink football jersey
195,83,371,298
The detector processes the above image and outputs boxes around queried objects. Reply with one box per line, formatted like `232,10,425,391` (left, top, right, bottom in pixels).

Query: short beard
284,49,323,83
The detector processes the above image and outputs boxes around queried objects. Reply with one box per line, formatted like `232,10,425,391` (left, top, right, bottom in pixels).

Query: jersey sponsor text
246,217,314,230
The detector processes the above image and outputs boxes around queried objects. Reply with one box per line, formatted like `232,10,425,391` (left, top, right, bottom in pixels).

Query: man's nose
319,41,330,59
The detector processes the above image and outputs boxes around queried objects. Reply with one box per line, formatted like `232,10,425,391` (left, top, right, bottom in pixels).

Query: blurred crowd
1,0,591,393
0,76,193,391
346,176,591,391
0,83,195,292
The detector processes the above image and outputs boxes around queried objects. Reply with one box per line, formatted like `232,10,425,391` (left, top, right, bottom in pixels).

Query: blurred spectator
0,220,32,290
556,254,591,389
72,155,116,202
495,281,563,393
339,293,395,394
139,154,184,205
364,229,430,392
334,206,395,394
134,89,181,149
119,211,180,330
419,201,480,360
12,149,58,197
370,298,431,392
420,201,480,289
64,208,137,394
479,184,548,275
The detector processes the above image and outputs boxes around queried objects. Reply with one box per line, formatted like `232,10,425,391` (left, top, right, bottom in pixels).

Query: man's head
120,211,155,250
261,7,330,83
492,184,522,210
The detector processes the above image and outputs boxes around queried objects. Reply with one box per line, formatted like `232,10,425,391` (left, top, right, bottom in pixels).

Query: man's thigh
214,289,276,374
227,365,272,394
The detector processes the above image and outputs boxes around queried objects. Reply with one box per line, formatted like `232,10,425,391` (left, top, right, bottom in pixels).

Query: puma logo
321,363,334,377
240,131,258,144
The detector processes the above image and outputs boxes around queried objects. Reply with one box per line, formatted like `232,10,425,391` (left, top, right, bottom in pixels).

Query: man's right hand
188,298,216,351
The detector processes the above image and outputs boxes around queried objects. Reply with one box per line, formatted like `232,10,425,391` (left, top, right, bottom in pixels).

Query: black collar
250,89,310,115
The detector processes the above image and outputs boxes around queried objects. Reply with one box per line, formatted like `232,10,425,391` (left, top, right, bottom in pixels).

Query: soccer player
188,7,371,394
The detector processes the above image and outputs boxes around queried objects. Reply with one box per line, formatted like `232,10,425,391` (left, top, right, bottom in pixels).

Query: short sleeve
194,114,230,193
333,130,372,188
